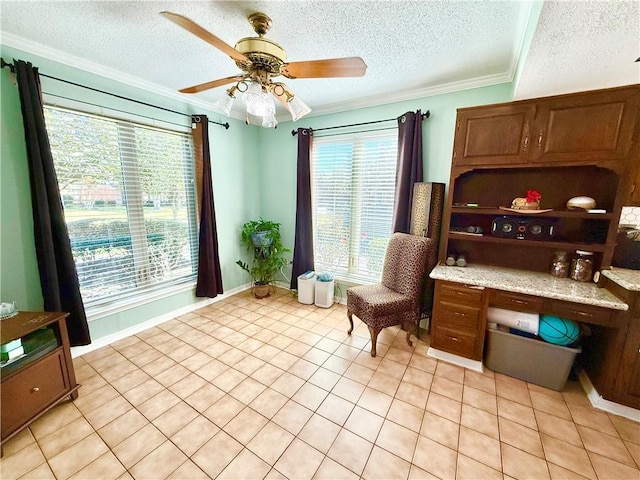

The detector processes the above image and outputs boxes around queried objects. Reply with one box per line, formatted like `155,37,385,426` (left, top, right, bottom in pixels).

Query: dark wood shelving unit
430,85,640,405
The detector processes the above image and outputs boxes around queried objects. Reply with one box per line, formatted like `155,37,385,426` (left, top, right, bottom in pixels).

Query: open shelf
447,232,611,252
451,206,615,220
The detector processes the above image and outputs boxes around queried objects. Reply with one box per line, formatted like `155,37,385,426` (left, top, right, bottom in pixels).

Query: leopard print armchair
347,232,434,357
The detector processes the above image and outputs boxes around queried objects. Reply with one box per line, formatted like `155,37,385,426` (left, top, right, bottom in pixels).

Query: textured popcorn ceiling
0,1,637,120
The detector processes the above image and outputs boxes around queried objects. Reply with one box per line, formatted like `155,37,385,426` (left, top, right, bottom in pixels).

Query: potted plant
236,218,290,298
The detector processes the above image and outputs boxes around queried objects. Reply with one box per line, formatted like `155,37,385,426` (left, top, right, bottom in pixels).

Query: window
311,130,398,283
44,106,198,308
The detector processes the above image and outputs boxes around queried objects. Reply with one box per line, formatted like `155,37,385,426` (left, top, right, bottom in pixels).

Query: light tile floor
2,288,639,479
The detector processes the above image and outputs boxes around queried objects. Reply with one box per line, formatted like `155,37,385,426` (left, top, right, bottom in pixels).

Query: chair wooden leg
368,326,381,357
347,312,354,335
405,320,414,347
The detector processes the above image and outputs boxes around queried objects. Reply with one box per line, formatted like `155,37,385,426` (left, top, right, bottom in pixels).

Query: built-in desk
428,264,639,409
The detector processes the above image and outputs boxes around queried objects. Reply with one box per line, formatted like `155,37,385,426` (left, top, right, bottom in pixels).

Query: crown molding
304,71,513,119
1,31,239,118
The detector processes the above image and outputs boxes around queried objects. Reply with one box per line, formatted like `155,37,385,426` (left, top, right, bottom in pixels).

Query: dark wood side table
1,311,80,448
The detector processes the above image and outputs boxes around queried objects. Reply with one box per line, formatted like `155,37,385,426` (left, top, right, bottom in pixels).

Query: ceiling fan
161,11,367,127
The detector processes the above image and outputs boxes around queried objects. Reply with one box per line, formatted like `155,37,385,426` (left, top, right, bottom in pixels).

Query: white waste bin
315,276,334,308
297,271,315,304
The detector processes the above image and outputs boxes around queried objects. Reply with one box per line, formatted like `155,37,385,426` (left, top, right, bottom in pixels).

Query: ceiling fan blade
161,11,249,63
282,57,367,79
179,75,245,94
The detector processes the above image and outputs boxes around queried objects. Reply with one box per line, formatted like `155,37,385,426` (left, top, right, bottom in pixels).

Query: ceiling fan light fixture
262,114,278,129
243,81,276,117
213,87,236,116
287,95,312,121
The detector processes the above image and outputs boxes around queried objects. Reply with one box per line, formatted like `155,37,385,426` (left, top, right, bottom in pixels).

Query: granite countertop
430,264,629,311
601,267,640,292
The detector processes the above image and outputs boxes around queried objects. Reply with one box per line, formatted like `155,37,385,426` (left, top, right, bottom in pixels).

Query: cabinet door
532,88,639,164
453,104,536,166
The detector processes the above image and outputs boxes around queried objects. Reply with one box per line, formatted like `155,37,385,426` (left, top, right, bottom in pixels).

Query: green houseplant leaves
236,218,290,287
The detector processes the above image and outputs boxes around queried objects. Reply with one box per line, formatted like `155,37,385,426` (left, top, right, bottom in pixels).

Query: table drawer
491,290,545,313
1,350,68,439
432,325,479,359
438,282,485,305
435,300,482,331
546,300,615,327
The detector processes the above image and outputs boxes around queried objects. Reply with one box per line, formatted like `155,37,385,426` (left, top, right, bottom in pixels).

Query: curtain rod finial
422,110,430,119
291,129,298,136
1,58,15,73
224,122,230,130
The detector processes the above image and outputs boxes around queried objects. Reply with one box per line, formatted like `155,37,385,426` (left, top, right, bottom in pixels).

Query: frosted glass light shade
288,95,312,121
214,91,235,116
262,115,278,128
243,82,276,117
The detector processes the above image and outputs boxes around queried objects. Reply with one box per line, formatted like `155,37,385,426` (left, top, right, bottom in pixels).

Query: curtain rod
1,57,230,130
291,110,430,136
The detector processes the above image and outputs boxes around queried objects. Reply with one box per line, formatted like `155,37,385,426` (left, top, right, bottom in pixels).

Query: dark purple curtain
392,110,424,233
290,128,314,290
193,115,223,297
14,60,91,346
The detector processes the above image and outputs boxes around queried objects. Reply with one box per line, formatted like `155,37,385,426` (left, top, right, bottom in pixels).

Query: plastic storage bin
315,279,334,308
297,272,315,305
484,327,580,391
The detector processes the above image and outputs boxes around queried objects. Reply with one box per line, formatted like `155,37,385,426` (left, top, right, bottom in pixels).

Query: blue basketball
538,315,580,346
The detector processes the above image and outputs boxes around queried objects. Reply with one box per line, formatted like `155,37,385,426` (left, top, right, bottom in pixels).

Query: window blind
311,130,398,283
44,106,198,307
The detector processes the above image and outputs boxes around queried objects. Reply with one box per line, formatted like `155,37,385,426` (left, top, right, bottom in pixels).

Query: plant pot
253,283,271,299
251,231,273,248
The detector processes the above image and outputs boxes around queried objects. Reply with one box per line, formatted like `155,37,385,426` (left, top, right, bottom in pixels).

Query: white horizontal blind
44,106,198,307
311,130,398,282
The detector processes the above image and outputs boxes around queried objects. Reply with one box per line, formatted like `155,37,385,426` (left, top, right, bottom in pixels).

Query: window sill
86,280,197,322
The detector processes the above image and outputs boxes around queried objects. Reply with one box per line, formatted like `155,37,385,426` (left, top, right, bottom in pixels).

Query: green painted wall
0,44,260,340
1,42,513,341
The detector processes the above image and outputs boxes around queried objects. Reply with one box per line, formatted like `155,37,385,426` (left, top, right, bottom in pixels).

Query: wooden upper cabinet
532,88,640,164
453,104,535,166
452,85,640,169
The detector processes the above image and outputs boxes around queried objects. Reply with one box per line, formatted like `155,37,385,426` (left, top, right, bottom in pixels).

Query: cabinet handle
31,387,40,393
453,311,467,317
446,336,460,342
508,298,526,305
538,130,544,149
523,135,529,150
468,285,485,290
568,310,591,318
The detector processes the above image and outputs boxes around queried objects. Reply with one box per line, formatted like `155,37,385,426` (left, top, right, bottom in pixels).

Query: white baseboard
71,283,251,358
427,347,484,373
577,367,640,422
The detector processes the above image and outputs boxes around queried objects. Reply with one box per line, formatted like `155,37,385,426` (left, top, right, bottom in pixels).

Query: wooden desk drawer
490,290,545,313
436,300,482,331
432,325,479,359
546,300,615,327
438,282,485,305
1,350,68,438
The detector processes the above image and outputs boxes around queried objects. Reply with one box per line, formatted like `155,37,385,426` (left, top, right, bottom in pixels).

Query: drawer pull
31,387,40,393
468,286,485,290
446,336,460,342
508,298,526,305
453,312,467,317
568,310,591,318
